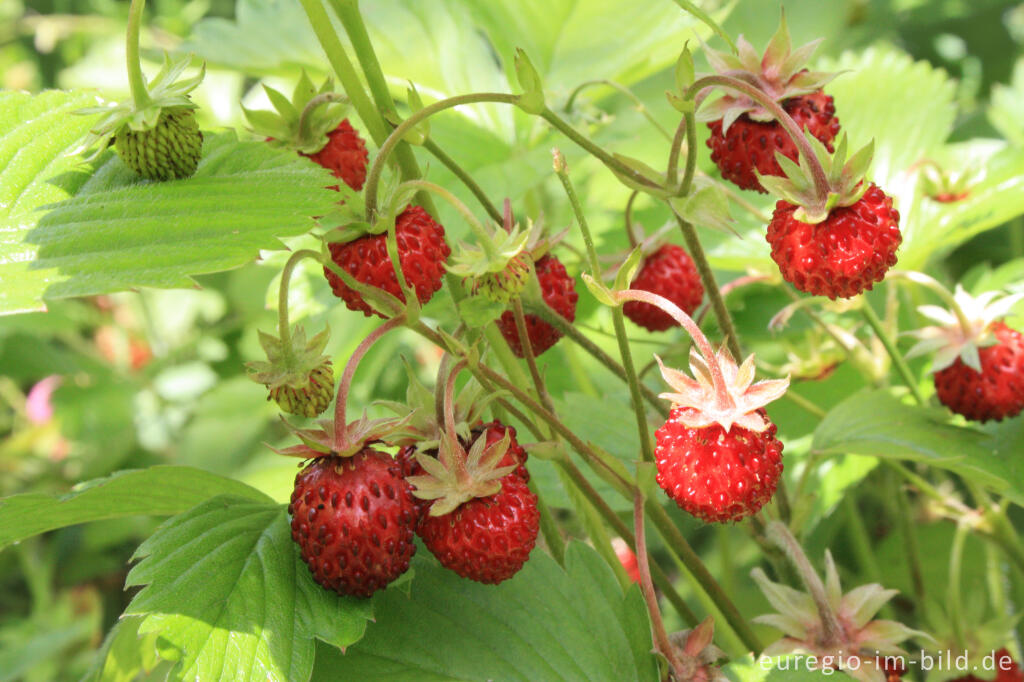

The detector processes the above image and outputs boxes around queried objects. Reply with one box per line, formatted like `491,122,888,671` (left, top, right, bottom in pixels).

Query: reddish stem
333,316,405,449
613,288,732,408
634,492,685,678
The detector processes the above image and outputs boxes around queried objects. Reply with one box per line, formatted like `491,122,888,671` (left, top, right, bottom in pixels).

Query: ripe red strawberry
418,474,539,584
766,183,901,299
934,322,1024,422
655,406,784,523
949,650,1024,682
497,254,577,357
708,92,839,193
324,205,451,317
289,449,418,597
623,244,704,331
301,119,368,191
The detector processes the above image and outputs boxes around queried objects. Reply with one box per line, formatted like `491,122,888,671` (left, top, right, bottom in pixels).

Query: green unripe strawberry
248,326,335,418
114,107,203,181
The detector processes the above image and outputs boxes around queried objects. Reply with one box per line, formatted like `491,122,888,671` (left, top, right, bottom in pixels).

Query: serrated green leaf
670,181,735,234
0,99,337,313
312,542,658,681
125,496,374,682
813,390,1024,505
456,293,507,328
0,466,270,550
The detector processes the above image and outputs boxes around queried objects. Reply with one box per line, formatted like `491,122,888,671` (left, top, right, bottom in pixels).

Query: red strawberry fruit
652,347,788,523
408,428,539,583
623,244,704,332
700,16,840,193
907,287,1024,422
497,254,577,357
289,449,418,597
766,183,901,299
301,119,368,191
418,473,539,584
324,205,451,317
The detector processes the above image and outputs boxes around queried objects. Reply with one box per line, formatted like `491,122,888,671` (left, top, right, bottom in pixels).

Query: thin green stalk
421,138,503,224
860,302,926,405
666,111,697,195
890,473,926,607
949,522,969,650
276,249,321,354
843,495,882,585
125,0,151,109
554,151,654,463
666,0,736,51
525,301,668,418
363,92,520,221
531,480,566,565
564,79,674,142
398,179,495,255
648,502,763,654
674,216,742,361
512,297,556,414
784,389,827,418
540,108,665,192
328,0,435,213
295,0,389,145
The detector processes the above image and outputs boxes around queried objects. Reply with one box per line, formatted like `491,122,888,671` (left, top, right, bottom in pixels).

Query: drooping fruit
247,326,334,418
766,183,901,299
652,346,789,523
324,205,451,318
497,254,577,357
623,244,704,332
699,15,840,192
418,473,539,584
289,450,417,597
300,119,368,191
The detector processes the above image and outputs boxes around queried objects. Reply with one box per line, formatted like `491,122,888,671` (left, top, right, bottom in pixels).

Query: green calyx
247,325,335,418
758,134,874,224
77,53,205,179
407,430,517,516
448,227,533,303
377,360,504,451
697,12,836,131
242,70,349,155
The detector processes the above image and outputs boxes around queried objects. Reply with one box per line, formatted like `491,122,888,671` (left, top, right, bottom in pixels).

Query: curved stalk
421,138,503,224
860,301,926,406
276,249,321,355
687,74,830,202
624,190,641,248
766,521,843,642
666,111,697,196
564,79,673,142
889,270,975,338
512,297,556,414
334,316,405,444
397,179,495,256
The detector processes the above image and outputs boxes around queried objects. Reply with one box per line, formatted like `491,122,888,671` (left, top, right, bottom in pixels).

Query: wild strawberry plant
2,1,1024,680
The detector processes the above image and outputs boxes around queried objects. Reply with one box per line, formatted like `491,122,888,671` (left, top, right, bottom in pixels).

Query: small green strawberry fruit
248,326,335,418
114,107,202,181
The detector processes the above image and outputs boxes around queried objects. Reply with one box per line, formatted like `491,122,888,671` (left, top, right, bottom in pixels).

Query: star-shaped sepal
406,430,517,517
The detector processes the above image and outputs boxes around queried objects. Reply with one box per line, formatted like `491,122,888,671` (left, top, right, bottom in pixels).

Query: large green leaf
812,390,1024,505
313,541,658,681
0,466,270,549
0,90,337,315
124,496,374,682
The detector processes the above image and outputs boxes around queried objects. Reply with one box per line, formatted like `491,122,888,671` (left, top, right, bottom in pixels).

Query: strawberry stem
125,0,152,110
860,300,927,406
623,190,641,249
554,150,655,463
666,110,697,196
633,491,687,679
688,74,831,207
889,270,976,339
766,522,843,643
397,179,498,260
511,297,556,414
276,249,320,360
421,138,503,224
564,79,674,142
333,316,405,450
949,522,969,650
613,288,733,409
297,92,346,150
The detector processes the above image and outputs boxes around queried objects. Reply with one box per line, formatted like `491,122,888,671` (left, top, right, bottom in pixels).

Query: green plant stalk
843,495,882,585
985,543,1006,616
557,463,700,628
295,0,389,145
125,0,152,109
530,479,566,565
564,79,674,142
363,92,520,220
421,138,503,224
329,0,438,214
512,297,556,415
890,473,926,607
860,302,926,405
666,111,697,195
276,249,322,356
666,0,736,51
555,155,655,463
525,301,668,418
398,179,497,258
647,502,763,654
949,522,969,650
540,108,665,192
783,389,827,418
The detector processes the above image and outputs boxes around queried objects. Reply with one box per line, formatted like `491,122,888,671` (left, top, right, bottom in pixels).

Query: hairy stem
334,316,404,447
125,0,152,109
